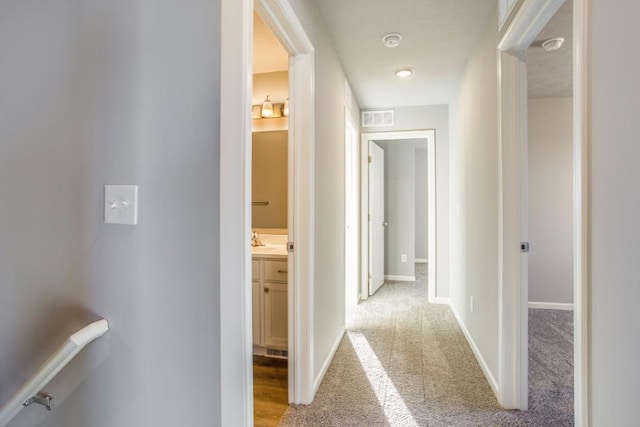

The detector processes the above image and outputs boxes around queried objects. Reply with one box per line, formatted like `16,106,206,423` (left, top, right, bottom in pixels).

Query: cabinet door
263,282,288,349
252,281,262,346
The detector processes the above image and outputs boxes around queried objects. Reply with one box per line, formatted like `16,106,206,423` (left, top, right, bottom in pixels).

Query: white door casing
368,141,385,295
345,111,359,309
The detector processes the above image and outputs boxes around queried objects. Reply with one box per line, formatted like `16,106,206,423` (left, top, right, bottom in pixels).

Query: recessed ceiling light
541,37,565,52
395,67,414,78
383,33,402,48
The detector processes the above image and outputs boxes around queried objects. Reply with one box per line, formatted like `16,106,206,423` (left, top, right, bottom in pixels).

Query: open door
369,141,385,295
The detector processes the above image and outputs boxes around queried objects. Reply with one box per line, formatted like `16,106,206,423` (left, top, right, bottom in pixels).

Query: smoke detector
541,37,565,52
382,33,402,48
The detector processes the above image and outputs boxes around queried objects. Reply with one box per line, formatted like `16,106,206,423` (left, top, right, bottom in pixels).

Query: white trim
498,0,564,59
313,329,345,394
220,0,253,424
573,0,590,425
361,130,437,303
528,302,574,311
221,0,316,423
415,258,428,264
344,107,360,313
384,275,416,282
448,301,500,397
435,297,450,305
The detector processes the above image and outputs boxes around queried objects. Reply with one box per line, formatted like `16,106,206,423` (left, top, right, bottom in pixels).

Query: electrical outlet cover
105,185,138,225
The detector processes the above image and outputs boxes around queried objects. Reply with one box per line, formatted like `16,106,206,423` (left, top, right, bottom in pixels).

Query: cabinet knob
264,287,269,293
277,270,288,274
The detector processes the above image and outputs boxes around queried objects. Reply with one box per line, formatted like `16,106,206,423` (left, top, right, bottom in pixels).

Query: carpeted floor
279,264,573,426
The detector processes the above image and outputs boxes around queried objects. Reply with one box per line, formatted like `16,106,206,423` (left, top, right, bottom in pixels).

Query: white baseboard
415,258,428,264
528,301,574,310
384,275,416,282
448,301,500,399
435,297,450,305
313,328,345,395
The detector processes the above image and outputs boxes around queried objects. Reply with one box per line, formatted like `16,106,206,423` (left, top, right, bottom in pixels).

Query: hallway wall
362,105,450,298
415,147,429,261
449,7,500,389
528,97,573,305
589,0,640,423
0,1,221,425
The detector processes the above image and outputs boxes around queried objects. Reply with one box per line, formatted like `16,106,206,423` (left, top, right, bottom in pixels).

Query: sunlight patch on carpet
348,331,419,426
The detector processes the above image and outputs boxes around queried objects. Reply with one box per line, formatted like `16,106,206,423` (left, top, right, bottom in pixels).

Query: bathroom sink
251,245,287,256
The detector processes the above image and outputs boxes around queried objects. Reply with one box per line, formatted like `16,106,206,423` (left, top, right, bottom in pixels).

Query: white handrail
0,319,109,427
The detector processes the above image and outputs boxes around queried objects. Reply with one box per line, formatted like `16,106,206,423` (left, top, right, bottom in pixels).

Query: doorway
497,0,588,422
219,0,315,424
360,130,436,303
251,12,291,423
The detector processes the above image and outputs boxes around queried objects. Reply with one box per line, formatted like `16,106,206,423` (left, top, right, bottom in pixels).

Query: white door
369,142,385,295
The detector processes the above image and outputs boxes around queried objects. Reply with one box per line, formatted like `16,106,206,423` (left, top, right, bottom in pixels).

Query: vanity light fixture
261,95,274,117
395,67,414,78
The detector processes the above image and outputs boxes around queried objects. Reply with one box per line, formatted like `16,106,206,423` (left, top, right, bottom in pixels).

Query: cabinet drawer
264,260,288,282
252,260,260,280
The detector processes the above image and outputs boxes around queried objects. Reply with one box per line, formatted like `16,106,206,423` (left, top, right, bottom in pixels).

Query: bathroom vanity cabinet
252,257,288,358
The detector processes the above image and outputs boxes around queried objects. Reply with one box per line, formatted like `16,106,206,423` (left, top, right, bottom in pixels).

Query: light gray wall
0,1,221,426
590,0,640,423
528,97,573,304
252,131,288,229
415,147,429,260
362,105,449,297
449,7,500,381
288,0,360,383
376,141,416,278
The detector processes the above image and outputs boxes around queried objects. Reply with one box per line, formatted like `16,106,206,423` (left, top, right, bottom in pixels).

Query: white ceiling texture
527,1,573,99
315,0,496,108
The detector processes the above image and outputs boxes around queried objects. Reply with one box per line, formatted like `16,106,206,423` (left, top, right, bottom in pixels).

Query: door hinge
368,155,372,163
520,242,530,253
287,242,294,253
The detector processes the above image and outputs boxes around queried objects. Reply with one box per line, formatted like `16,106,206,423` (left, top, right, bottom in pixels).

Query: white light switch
105,185,138,225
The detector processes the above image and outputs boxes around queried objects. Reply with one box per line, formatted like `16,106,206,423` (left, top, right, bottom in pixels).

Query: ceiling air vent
362,110,394,128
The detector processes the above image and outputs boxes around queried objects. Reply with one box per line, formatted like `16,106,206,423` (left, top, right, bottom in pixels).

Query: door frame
220,0,315,425
360,130,437,303
497,0,589,423
344,109,359,311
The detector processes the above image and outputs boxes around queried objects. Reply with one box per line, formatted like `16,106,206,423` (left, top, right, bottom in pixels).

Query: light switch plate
105,185,138,225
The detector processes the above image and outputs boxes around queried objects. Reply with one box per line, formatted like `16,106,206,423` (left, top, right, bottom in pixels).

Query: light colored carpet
279,265,573,426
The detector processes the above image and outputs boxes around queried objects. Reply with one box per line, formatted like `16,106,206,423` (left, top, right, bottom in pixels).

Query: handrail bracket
23,392,53,411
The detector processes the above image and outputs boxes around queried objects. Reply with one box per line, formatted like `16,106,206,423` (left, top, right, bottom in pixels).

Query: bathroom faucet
251,231,265,247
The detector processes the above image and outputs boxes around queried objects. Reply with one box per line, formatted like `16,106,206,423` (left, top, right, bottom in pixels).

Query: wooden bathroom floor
254,356,288,427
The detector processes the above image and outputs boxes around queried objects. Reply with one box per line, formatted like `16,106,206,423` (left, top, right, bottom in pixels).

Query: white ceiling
314,0,496,108
527,1,573,99
254,12,289,74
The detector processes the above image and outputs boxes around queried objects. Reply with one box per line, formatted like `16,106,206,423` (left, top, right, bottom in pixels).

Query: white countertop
251,233,288,259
